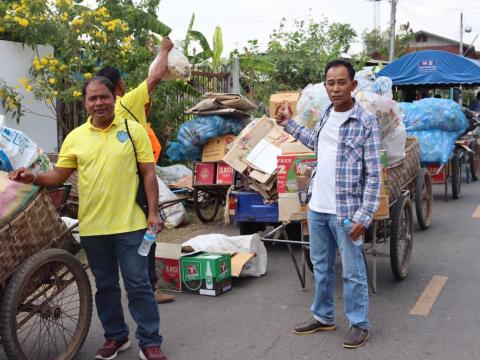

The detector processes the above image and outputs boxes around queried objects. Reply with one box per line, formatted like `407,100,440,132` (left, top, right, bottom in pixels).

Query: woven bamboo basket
0,189,72,284
387,137,421,202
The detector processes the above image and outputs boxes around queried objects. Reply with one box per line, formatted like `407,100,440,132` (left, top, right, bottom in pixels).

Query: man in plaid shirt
276,59,381,349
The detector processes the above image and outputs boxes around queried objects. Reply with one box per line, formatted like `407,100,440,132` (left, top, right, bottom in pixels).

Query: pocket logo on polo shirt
116,130,128,143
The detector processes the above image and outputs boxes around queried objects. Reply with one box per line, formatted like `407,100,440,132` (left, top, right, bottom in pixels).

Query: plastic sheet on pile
167,116,243,161
400,98,468,132
408,130,458,164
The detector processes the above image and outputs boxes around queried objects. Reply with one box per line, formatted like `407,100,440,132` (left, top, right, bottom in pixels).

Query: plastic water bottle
138,226,157,256
343,219,363,247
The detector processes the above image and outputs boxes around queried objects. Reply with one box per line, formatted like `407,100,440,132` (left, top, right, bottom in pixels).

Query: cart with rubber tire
424,112,480,201
365,136,432,293
192,162,236,223
0,188,92,360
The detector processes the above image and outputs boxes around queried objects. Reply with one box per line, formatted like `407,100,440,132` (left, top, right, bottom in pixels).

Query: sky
154,0,480,56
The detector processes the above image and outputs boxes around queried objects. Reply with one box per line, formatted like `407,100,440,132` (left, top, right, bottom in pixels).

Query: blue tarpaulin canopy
376,50,480,86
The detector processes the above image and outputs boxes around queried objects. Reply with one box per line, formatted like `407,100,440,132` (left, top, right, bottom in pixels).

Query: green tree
237,17,357,108
362,22,414,59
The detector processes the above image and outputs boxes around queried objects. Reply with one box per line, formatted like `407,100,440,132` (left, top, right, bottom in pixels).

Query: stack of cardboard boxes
155,243,254,297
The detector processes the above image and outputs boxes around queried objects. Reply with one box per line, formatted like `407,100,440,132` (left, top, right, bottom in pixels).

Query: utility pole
388,0,397,61
459,12,463,55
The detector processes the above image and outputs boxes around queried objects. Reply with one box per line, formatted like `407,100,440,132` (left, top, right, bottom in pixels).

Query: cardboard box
155,243,182,292
277,153,316,193
181,252,232,296
194,163,215,185
216,162,234,185
269,92,300,119
278,192,308,222
202,134,236,162
156,244,255,293
374,195,389,219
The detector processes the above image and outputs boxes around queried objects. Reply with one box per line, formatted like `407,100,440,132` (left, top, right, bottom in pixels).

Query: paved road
2,180,480,360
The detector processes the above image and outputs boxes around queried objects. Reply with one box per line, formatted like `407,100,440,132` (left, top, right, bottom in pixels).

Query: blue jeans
307,210,369,330
81,230,162,348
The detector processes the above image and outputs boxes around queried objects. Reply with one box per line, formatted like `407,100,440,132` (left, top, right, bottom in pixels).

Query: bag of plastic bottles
149,47,191,81
355,69,393,99
296,83,331,128
400,98,468,133
409,130,458,164
355,91,404,139
167,116,244,161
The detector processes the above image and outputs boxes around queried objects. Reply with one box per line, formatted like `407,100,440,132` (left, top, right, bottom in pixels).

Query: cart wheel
390,194,413,281
469,140,480,181
415,168,433,230
451,154,462,199
193,188,221,223
0,249,92,360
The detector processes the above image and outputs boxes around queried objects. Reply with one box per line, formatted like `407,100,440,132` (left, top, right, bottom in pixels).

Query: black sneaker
343,326,369,348
294,318,336,334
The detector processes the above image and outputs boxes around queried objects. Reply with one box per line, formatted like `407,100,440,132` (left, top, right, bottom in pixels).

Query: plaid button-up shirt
284,100,382,228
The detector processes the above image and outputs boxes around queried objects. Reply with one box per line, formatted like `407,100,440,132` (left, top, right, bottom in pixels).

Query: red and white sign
216,162,234,185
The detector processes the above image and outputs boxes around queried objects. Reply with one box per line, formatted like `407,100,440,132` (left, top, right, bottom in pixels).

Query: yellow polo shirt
56,116,154,236
116,80,149,128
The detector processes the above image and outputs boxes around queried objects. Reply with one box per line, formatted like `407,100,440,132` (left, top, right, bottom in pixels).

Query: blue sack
401,98,468,132
167,116,244,161
408,130,458,164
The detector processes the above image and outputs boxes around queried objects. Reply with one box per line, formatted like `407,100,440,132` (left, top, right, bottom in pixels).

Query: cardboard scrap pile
223,116,317,221
187,93,257,118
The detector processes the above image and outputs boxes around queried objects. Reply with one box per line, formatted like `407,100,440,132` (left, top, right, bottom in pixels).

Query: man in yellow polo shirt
97,37,176,304
9,77,168,360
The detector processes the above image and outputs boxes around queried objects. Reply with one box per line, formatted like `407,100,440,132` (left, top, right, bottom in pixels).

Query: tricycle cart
192,161,235,223
0,188,92,360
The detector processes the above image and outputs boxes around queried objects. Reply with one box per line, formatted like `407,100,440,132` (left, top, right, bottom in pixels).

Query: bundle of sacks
400,99,468,164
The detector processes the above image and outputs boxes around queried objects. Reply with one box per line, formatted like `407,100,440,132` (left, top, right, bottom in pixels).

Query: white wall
0,40,58,152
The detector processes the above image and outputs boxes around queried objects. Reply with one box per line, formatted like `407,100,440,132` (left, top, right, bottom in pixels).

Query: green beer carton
180,252,232,296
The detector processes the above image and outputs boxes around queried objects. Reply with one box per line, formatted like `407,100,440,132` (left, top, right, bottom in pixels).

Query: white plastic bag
0,126,40,172
383,121,407,165
157,175,188,229
155,164,192,185
355,91,404,139
149,47,191,81
296,83,331,128
182,233,267,277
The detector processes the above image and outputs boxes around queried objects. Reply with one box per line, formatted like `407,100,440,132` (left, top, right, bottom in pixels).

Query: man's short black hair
324,59,355,81
82,76,115,98
97,66,122,87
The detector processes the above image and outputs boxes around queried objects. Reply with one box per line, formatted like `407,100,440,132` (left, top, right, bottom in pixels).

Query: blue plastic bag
401,98,468,132
408,130,458,164
167,116,244,161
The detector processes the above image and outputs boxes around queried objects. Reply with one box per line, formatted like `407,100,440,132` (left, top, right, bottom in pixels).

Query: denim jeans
307,209,369,330
81,230,162,348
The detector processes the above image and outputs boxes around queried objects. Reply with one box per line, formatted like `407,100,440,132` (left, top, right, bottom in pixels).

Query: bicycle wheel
193,187,221,223
0,249,92,360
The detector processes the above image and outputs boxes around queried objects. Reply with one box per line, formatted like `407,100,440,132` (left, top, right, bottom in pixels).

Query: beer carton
194,162,215,185
181,252,232,296
155,243,182,292
216,162,234,185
